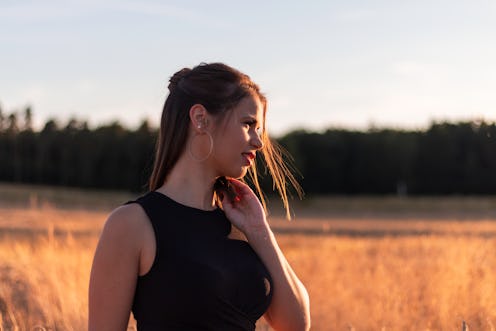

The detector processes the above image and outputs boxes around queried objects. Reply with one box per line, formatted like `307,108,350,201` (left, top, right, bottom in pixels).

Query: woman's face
210,94,264,179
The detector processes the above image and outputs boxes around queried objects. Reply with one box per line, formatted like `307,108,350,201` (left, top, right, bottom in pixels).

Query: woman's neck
156,154,217,211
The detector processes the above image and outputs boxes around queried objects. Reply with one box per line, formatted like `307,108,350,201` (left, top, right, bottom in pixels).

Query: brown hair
149,62,302,219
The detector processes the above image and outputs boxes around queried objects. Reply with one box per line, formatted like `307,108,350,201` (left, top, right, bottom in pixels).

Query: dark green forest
1,106,496,195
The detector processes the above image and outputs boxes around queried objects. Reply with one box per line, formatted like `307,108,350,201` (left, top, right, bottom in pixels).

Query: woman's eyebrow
241,115,258,122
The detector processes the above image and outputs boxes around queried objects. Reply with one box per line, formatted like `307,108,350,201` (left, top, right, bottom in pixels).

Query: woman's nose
251,131,263,150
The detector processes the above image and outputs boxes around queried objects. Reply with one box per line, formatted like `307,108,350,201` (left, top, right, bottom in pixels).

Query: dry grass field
1,184,496,330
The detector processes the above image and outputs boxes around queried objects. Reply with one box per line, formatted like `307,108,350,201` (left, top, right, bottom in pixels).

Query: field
1,183,496,330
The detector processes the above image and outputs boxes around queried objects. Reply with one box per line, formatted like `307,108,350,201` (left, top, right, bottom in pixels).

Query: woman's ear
189,104,208,132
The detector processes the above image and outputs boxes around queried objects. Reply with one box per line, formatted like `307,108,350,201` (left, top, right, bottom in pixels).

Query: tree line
1,106,496,195
0,106,155,192
279,122,496,195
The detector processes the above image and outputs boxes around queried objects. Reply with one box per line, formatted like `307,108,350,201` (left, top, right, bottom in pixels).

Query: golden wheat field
1,184,496,331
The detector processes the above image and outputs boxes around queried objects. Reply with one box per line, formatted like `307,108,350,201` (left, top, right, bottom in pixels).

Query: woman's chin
226,167,248,179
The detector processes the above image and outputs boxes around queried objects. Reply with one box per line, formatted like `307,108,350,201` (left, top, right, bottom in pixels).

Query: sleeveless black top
128,191,273,331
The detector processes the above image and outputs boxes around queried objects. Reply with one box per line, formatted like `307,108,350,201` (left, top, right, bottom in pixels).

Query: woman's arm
248,226,310,331
221,180,311,331
250,228,310,331
88,205,145,331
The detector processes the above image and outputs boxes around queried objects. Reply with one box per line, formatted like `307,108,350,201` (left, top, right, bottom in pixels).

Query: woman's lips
242,152,255,165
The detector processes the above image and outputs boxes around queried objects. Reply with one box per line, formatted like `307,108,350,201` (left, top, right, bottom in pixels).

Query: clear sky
1,0,495,136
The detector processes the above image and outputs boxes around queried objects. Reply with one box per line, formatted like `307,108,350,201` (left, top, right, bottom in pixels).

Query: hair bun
168,68,191,92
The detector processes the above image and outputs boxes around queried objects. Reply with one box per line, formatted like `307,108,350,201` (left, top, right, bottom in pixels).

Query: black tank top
128,191,273,331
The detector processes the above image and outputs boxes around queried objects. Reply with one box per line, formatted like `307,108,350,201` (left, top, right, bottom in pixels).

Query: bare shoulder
100,203,150,249
106,203,148,228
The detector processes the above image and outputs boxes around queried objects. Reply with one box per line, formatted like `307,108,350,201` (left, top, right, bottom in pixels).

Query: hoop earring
188,132,213,162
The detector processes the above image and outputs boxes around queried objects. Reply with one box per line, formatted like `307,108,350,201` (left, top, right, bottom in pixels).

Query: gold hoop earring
188,132,213,162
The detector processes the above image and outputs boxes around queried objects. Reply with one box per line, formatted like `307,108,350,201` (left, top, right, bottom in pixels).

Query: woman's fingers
226,178,255,198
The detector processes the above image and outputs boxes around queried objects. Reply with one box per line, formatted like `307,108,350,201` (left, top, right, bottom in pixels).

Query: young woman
88,63,311,331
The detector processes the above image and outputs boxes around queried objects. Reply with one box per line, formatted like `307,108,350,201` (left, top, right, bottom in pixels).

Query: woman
88,63,311,331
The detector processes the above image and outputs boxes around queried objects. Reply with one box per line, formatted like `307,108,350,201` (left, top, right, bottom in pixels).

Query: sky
1,0,496,136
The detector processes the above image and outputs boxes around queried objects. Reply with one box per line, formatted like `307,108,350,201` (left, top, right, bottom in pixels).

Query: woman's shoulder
101,203,151,241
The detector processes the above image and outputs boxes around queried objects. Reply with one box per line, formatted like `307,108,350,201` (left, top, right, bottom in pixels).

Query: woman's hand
220,178,269,236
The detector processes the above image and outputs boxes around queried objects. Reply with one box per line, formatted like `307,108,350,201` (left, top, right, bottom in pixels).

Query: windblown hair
149,62,302,219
